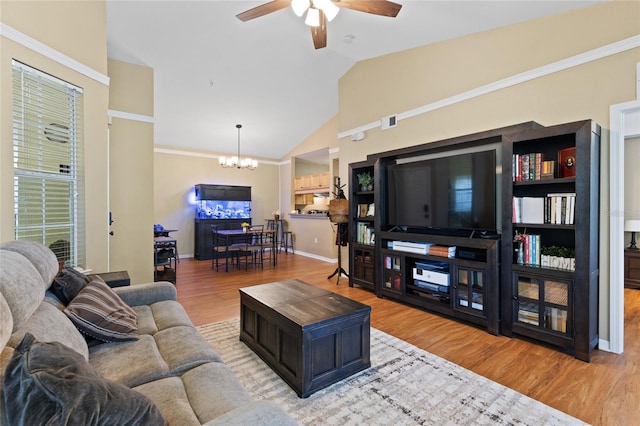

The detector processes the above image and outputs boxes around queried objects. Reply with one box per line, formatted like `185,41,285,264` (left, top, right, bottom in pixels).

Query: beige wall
0,1,111,271
332,1,640,342
107,59,154,284
625,136,640,246
153,150,280,259
280,115,341,259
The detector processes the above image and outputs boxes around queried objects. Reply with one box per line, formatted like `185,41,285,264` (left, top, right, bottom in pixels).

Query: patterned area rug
198,320,586,425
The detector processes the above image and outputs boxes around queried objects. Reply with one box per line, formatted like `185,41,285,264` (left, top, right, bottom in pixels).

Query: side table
624,249,640,289
89,270,130,288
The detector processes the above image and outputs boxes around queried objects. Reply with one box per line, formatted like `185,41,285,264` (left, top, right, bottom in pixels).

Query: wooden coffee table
239,279,371,398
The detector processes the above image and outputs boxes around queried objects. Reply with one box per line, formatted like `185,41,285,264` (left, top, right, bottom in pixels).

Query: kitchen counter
289,213,329,220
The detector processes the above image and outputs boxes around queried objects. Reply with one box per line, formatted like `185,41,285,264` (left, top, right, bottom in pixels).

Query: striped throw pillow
64,278,138,342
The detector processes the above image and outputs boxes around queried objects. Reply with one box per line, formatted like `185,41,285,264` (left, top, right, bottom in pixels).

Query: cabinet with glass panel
454,267,485,315
501,120,600,362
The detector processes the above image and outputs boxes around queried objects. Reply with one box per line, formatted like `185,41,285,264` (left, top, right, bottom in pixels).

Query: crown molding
0,22,110,86
108,110,154,124
154,146,282,165
338,35,640,139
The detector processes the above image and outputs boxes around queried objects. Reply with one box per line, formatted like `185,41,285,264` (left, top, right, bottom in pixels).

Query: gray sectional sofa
0,240,295,425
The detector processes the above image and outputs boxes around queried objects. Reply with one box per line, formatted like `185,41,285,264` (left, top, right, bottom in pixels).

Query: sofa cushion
0,240,59,288
3,333,167,426
132,305,159,335
181,362,254,422
154,325,222,374
7,301,88,360
64,278,138,342
132,300,193,335
89,334,170,388
50,266,90,305
0,250,47,333
150,299,194,330
134,376,202,426
0,293,12,352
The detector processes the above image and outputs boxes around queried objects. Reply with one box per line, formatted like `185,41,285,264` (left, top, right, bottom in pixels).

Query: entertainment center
348,119,600,362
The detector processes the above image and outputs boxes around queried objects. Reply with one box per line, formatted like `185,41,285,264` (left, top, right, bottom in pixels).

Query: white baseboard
178,251,336,264
598,338,617,353
283,250,336,263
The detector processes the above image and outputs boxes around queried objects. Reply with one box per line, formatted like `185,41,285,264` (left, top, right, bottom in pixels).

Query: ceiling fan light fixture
291,0,310,17
313,0,339,21
304,7,320,27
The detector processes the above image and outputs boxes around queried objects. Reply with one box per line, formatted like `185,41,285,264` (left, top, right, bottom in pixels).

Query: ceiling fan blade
236,0,291,22
311,11,327,49
335,0,402,18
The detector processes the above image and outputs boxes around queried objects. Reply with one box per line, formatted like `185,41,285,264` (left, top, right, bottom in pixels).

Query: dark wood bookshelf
348,119,600,362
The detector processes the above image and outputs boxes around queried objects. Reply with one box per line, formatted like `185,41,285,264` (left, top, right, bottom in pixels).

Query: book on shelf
512,196,545,224
546,193,575,225
545,307,567,333
513,152,552,182
429,245,456,258
515,233,541,266
541,160,555,179
513,193,575,225
356,222,375,245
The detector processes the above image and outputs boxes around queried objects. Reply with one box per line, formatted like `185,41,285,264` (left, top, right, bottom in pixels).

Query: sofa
0,240,296,425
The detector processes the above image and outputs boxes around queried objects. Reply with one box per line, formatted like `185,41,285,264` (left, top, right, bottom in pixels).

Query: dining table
212,228,278,271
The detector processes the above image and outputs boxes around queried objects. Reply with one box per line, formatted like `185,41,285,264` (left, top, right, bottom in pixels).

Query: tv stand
379,231,500,334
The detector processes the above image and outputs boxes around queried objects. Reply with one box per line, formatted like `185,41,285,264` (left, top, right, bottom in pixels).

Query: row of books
519,302,568,333
544,307,568,333
512,193,575,225
512,153,556,181
515,233,541,266
355,222,375,245
429,245,456,258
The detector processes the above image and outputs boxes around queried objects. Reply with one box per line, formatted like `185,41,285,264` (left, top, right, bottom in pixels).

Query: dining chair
238,225,265,270
211,224,240,272
264,220,280,262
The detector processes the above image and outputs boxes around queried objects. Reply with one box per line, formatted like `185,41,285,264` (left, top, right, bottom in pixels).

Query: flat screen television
387,150,497,234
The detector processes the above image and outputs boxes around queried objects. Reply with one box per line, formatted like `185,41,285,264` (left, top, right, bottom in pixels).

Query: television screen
387,150,496,233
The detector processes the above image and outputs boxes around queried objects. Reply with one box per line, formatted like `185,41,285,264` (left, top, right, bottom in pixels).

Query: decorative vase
274,214,280,221
516,242,524,265
367,184,373,191
361,185,367,192
242,227,247,233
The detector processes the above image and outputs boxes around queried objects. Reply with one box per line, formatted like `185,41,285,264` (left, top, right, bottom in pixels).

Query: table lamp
625,220,640,250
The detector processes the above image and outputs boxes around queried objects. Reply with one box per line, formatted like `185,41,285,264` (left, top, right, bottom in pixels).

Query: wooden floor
174,252,640,425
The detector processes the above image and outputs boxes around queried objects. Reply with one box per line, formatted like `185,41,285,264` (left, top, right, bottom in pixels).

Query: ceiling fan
236,0,402,49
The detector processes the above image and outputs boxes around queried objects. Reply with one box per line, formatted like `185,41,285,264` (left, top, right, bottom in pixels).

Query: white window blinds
12,61,85,267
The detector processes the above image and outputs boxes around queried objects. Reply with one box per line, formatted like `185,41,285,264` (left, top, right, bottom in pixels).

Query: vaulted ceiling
106,1,601,160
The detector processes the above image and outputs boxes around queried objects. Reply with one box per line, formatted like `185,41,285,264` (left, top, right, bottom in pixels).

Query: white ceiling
106,0,602,160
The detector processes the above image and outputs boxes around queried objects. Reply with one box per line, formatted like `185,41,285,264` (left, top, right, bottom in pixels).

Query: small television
387,150,497,234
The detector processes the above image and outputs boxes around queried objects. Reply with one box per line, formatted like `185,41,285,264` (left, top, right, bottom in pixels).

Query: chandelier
219,124,257,170
292,0,340,26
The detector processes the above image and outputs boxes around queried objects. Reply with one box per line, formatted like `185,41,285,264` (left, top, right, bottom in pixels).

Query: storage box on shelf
501,119,600,362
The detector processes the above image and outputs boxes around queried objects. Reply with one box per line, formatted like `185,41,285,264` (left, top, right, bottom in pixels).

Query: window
12,61,85,267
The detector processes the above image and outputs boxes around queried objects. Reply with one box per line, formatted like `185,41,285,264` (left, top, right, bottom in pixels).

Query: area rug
197,320,586,425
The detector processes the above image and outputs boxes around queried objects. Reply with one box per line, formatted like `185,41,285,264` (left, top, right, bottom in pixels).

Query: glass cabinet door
543,280,569,333
517,275,540,326
383,254,402,293
353,247,374,285
514,273,571,335
455,267,484,314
